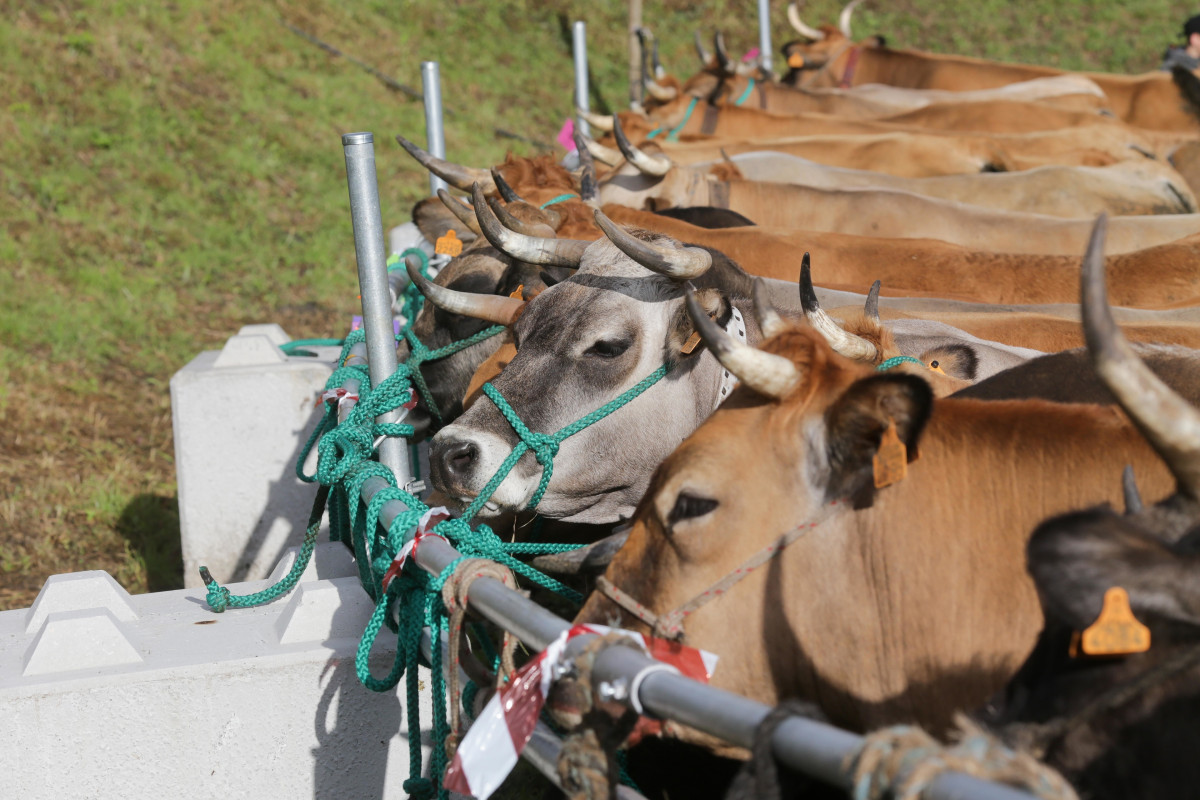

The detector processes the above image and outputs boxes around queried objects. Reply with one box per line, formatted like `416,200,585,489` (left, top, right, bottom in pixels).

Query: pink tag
742,47,761,63
556,117,576,151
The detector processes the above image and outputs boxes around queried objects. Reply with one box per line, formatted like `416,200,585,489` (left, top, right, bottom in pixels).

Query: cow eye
668,492,719,525
930,360,939,369
585,339,630,358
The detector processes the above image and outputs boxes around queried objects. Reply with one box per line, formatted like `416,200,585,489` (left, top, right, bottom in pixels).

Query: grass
0,0,1196,609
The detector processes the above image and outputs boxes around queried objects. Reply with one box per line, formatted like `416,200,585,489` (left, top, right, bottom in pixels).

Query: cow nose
442,440,478,479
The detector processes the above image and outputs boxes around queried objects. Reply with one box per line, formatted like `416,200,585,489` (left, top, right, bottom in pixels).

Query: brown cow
601,206,1200,308
572,219,1175,752
781,4,1200,132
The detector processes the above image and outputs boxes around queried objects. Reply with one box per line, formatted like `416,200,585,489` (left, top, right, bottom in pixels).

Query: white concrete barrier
171,324,341,589
0,543,435,799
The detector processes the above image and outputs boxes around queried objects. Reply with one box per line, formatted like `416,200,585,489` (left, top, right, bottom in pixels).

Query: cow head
427,209,759,524
574,284,931,641
976,216,1200,794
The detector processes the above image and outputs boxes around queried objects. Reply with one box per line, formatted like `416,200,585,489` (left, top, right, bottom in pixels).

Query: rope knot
528,432,561,464
199,566,231,613
401,777,435,799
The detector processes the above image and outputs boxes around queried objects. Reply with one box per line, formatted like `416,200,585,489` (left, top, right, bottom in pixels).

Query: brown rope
440,557,520,759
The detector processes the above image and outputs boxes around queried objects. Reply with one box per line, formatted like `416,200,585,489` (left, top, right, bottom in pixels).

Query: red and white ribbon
379,507,451,594
443,623,717,799
320,387,359,414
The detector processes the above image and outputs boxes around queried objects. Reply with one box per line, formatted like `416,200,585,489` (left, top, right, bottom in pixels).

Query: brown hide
574,327,1173,751
799,41,1200,133
601,206,1200,308
860,309,1200,353
630,101,1154,168
490,153,599,240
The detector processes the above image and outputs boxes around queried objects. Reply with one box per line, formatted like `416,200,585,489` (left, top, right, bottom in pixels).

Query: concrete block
0,543,437,799
171,326,343,588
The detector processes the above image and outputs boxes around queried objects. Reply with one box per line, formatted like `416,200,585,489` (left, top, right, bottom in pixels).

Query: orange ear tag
435,229,463,257
680,330,702,355
787,52,806,68
508,284,525,300
928,363,946,375
872,418,908,489
1079,586,1151,656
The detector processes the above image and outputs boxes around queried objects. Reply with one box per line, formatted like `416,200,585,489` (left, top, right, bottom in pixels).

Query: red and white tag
379,507,451,594
320,387,360,414
443,623,717,799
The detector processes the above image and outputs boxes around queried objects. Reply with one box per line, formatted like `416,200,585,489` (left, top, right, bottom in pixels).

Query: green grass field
0,0,1195,609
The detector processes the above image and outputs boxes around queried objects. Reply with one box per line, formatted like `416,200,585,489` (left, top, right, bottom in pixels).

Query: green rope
665,96,698,142
279,338,345,356
401,324,505,427
539,193,578,209
734,77,756,106
877,355,925,371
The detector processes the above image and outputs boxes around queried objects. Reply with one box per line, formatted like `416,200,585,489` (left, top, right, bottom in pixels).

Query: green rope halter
734,77,756,106
647,96,699,142
466,361,675,516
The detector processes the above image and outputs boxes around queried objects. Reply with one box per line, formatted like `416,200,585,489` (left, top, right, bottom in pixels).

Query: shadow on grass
116,494,184,593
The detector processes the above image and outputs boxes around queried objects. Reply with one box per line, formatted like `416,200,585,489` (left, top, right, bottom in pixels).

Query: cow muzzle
429,426,537,516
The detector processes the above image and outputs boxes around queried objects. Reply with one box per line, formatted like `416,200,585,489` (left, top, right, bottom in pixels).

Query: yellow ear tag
787,52,806,68
1079,586,1151,657
680,330,702,355
435,229,463,257
509,284,525,300
872,418,908,489
928,362,945,375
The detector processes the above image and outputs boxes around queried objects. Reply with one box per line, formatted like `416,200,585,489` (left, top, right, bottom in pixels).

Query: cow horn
644,79,678,102
652,38,665,79
577,107,615,133
694,30,712,65
788,2,827,40
686,287,800,400
437,188,482,236
613,115,672,177
594,209,712,280
864,280,881,322
405,257,525,326
395,135,495,193
839,0,865,38
753,279,790,339
799,253,878,362
573,128,599,204
1122,465,1144,515
1082,213,1200,500
714,32,732,74
490,167,524,204
472,183,589,267
580,132,622,166
531,527,631,575
486,197,556,238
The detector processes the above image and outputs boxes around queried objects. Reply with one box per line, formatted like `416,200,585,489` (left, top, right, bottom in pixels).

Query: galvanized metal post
421,62,448,197
573,20,590,138
758,0,773,75
628,0,644,111
341,133,414,491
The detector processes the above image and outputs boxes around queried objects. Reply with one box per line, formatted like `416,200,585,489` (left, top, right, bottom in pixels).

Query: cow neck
1007,635,1200,760
596,499,846,641
797,39,858,89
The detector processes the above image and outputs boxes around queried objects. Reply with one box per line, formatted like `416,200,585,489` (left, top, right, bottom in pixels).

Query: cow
422,209,769,524
599,205,1200,308
781,2,1200,132
569,217,1177,754
595,136,1196,218
966,217,1200,799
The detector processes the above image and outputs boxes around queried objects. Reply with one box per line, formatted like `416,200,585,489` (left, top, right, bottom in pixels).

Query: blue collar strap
734,77,756,106
539,193,578,209
876,355,925,371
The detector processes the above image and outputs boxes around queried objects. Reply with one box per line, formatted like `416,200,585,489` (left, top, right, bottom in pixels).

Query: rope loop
877,355,925,371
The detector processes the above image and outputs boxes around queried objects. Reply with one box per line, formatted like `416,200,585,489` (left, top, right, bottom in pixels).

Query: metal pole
758,0,773,75
353,474,1039,800
341,133,414,490
421,62,448,197
572,21,590,138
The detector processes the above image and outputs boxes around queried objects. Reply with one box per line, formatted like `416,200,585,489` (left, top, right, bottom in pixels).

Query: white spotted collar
716,306,746,409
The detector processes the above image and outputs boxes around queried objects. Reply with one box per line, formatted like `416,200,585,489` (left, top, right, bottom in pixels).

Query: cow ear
1026,510,1200,630
671,287,729,355
822,374,933,506
412,196,478,246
